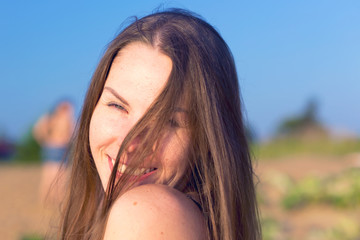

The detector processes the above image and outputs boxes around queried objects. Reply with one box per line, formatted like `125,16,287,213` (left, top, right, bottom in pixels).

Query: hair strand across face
60,9,261,240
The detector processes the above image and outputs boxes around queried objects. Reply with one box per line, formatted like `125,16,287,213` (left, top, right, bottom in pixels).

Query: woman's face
89,42,190,190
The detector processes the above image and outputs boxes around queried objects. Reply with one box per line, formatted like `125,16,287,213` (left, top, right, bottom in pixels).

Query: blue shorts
42,146,68,163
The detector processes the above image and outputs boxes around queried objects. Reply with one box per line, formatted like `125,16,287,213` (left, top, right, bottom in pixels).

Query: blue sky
1,0,359,140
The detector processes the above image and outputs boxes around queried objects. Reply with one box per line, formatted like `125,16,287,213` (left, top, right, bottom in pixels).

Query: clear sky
1,0,359,141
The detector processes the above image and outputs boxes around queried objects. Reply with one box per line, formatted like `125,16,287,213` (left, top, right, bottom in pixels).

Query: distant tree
14,129,41,163
302,98,318,125
277,117,306,136
276,98,327,139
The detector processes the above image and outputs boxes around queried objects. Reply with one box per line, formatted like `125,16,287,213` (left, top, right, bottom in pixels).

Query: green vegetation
21,235,44,240
13,129,41,164
252,138,360,159
258,167,360,240
252,97,360,159
276,98,322,137
261,217,282,240
282,168,360,209
282,176,322,209
306,217,360,240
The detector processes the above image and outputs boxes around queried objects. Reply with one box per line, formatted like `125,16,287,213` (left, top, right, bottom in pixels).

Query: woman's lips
107,155,157,181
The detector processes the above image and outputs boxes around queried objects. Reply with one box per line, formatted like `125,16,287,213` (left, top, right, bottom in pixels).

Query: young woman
59,9,261,240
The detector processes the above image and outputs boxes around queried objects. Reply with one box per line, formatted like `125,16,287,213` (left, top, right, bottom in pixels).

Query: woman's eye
108,103,127,113
169,118,180,128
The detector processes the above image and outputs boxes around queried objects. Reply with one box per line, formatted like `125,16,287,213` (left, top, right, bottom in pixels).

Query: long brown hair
60,9,261,240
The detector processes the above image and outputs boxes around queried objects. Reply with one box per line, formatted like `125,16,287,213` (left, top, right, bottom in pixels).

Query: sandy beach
1,153,359,239
0,164,58,240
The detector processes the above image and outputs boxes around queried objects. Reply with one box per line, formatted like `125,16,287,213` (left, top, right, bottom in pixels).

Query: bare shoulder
104,184,207,240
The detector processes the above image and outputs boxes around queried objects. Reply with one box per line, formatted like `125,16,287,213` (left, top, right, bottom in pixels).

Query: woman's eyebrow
103,86,130,107
174,107,188,114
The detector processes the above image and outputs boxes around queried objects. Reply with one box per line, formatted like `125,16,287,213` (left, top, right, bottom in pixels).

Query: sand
0,164,58,240
1,153,359,239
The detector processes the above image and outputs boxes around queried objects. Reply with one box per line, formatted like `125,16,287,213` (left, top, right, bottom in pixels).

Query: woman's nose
126,135,141,153
124,128,158,153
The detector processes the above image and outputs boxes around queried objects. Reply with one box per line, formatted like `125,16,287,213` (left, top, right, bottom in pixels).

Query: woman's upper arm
104,184,206,240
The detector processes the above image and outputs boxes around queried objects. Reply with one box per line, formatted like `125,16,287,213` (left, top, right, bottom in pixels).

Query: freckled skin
96,43,206,240
104,184,207,240
89,42,190,190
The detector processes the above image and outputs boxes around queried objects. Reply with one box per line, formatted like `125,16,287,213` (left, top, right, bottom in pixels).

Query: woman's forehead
105,42,172,110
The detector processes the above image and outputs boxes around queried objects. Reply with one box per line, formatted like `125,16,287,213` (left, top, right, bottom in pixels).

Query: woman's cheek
89,107,103,154
90,106,132,153
163,131,190,171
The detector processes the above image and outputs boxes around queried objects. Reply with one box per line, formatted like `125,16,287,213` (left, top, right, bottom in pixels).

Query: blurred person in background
33,100,75,205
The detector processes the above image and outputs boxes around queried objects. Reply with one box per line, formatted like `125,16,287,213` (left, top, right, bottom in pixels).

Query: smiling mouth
109,156,157,176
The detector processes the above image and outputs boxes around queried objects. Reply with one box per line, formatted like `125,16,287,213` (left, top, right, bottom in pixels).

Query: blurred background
1,0,359,239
